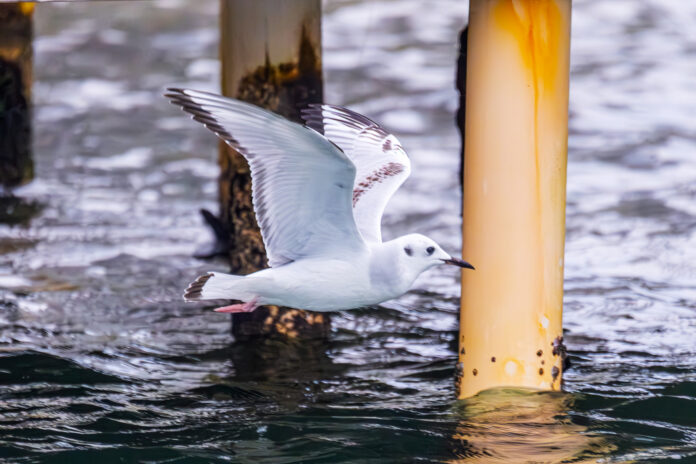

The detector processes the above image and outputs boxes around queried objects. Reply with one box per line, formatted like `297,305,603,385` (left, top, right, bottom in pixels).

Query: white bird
166,88,474,314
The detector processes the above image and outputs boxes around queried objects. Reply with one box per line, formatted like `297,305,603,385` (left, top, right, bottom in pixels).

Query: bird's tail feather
183,272,242,301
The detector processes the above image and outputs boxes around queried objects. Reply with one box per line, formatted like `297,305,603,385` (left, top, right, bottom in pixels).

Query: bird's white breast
248,246,409,311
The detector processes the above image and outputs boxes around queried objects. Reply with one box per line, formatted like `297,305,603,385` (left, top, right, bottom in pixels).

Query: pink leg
213,297,259,314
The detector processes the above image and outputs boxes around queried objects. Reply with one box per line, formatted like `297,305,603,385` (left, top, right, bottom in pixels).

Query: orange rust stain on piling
19,3,34,15
492,0,563,207
491,0,563,205
493,0,563,95
493,0,564,349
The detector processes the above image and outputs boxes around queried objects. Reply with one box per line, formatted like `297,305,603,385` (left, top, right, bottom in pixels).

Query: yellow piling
458,0,572,398
218,0,327,339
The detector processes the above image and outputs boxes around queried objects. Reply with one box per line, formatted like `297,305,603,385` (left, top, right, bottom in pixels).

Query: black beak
442,257,475,270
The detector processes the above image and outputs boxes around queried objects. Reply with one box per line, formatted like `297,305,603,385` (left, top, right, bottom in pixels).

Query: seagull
166,88,474,314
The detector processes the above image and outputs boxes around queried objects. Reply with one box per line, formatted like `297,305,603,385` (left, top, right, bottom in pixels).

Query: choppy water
1,0,695,462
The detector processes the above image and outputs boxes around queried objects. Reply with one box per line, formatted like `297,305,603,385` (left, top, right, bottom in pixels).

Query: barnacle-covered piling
0,3,33,189
218,0,328,339
458,0,571,398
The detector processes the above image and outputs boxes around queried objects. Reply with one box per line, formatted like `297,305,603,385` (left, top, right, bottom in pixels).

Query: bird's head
394,234,474,276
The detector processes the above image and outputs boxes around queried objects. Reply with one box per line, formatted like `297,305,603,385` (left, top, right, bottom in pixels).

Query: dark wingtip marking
183,272,214,301
299,104,385,139
164,87,187,99
300,105,327,135
164,90,239,147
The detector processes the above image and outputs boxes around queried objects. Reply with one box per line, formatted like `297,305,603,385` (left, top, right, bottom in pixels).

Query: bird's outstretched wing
301,104,411,243
166,89,366,267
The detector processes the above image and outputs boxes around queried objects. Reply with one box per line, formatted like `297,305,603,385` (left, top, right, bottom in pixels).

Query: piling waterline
0,3,33,189
458,0,572,398
218,0,328,339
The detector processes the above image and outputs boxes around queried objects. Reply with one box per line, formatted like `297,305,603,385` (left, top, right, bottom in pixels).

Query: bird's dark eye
426,246,435,255
404,246,413,256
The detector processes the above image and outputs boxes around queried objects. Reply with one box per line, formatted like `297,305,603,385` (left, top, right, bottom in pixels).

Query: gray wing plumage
301,104,411,243
166,89,367,267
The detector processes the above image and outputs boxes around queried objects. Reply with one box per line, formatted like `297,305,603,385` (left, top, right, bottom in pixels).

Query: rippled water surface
1,0,696,462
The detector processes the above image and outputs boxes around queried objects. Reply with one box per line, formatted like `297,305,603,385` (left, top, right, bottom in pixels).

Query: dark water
1,0,696,462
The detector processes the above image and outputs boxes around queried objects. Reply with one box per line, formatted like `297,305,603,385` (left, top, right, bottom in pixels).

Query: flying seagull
166,88,474,314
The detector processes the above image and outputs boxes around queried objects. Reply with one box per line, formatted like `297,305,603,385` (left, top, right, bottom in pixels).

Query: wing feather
166,89,366,267
301,104,411,243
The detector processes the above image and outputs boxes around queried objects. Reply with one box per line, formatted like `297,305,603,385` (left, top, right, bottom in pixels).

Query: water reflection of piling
218,0,328,339
450,389,610,462
459,0,572,398
0,3,33,189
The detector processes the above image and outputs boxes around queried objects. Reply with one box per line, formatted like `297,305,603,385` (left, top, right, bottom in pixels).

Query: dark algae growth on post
1,1,695,462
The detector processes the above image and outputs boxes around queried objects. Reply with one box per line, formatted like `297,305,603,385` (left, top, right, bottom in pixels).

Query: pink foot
213,298,259,314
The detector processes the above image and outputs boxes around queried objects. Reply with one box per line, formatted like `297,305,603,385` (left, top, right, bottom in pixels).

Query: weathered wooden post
0,3,33,189
218,0,328,339
458,0,571,398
